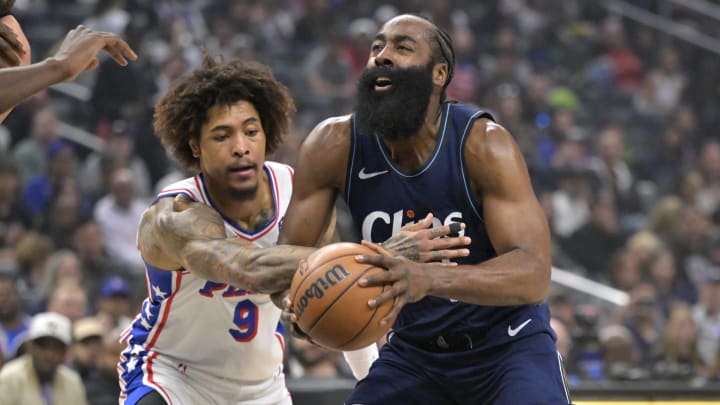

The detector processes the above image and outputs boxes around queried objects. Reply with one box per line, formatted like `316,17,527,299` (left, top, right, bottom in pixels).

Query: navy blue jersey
344,102,554,349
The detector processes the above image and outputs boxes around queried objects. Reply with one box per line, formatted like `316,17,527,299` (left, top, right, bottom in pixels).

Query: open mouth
374,76,393,91
229,164,256,177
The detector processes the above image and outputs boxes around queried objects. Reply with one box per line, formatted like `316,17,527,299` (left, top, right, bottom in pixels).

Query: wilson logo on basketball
295,265,350,318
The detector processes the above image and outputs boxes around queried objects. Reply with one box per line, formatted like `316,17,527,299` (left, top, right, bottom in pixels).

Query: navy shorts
345,332,571,405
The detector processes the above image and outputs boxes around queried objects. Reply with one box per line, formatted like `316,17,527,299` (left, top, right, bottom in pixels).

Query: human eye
397,44,413,52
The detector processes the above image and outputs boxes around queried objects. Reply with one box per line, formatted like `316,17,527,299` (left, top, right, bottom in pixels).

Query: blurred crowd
0,0,720,401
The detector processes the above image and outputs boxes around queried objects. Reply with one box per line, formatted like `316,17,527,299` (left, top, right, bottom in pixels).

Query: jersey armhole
459,111,494,222
344,115,359,209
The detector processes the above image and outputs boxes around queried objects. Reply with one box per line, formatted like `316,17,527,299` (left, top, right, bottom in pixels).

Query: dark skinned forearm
428,248,550,306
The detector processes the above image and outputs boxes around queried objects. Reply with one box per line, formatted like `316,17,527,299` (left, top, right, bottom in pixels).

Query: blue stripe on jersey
119,262,176,391
345,102,554,348
122,262,173,346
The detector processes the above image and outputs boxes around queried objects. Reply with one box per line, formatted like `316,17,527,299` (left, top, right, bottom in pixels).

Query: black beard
354,63,434,141
228,185,258,201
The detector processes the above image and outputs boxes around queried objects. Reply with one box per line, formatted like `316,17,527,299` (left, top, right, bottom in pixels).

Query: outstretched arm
139,195,313,294
0,24,136,115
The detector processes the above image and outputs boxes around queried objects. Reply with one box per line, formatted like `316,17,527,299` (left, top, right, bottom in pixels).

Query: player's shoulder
156,175,200,202
466,117,518,161
305,114,352,147
264,160,294,173
264,161,295,181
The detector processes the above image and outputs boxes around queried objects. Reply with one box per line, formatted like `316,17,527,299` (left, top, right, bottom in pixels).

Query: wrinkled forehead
378,15,434,44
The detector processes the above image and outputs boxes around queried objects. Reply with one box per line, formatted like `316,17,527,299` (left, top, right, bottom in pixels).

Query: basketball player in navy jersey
278,14,572,404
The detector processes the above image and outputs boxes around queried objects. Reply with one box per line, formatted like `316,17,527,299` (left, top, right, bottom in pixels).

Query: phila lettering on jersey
118,161,294,401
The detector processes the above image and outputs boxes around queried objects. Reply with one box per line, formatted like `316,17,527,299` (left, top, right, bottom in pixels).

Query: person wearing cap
0,311,87,404
22,138,77,216
95,276,132,330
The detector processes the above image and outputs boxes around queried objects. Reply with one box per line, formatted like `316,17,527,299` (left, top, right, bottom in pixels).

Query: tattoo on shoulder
381,234,420,261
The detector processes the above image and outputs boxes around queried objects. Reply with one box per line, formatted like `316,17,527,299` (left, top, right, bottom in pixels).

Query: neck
203,168,275,231
382,100,443,172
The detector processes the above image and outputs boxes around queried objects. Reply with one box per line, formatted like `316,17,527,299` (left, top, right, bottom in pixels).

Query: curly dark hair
154,55,296,170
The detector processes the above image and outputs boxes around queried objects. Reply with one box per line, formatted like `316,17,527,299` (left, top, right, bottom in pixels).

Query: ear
188,137,200,158
433,63,448,88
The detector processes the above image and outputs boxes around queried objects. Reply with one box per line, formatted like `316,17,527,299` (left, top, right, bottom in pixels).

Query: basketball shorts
119,353,292,405
345,332,571,405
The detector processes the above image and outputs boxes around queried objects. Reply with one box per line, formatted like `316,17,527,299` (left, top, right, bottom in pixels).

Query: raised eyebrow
209,117,259,132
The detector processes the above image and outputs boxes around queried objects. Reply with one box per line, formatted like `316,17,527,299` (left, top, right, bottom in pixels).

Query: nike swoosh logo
358,168,389,180
507,318,532,337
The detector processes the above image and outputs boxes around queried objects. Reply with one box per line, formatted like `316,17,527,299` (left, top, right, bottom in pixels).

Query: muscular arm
139,196,313,294
278,116,350,246
429,119,552,305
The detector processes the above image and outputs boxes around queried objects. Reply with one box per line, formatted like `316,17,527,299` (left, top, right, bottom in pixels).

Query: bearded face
354,61,435,141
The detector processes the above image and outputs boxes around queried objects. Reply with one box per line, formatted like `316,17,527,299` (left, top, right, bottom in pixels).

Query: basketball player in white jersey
118,55,470,405
117,57,312,405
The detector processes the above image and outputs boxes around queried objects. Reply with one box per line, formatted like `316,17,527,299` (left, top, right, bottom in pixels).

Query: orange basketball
289,242,392,351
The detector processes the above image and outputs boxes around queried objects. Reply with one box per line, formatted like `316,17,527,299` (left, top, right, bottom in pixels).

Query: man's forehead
379,15,433,39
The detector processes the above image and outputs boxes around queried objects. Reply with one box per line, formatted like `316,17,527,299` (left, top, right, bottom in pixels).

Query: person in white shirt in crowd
93,167,150,276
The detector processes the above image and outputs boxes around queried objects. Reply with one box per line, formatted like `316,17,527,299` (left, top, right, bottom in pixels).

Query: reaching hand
279,296,318,345
155,194,227,254
356,241,433,327
0,16,25,67
380,213,471,263
51,25,137,82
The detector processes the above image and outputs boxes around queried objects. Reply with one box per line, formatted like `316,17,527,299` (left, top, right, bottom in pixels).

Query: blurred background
2,0,720,403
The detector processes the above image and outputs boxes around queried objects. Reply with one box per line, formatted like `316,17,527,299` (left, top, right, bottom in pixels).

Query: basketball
289,242,393,351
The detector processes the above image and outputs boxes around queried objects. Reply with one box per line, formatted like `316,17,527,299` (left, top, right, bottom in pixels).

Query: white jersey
118,161,294,403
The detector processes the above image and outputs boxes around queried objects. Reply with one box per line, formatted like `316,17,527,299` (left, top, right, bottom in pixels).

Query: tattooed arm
139,195,314,294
